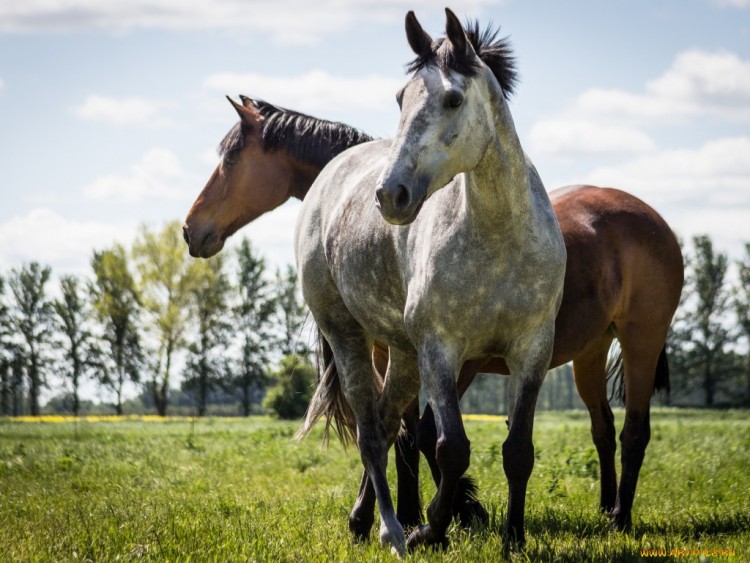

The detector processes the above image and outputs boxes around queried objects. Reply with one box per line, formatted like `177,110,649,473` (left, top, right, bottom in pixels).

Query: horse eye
444,91,463,109
224,153,237,167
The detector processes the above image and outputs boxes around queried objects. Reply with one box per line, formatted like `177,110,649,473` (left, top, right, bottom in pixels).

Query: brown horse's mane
218,101,374,168
406,19,518,99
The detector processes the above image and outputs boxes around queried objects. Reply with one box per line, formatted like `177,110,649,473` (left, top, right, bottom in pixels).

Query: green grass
1,409,748,561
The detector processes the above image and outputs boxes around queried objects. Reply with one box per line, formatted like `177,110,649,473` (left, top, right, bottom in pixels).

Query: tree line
1,228,749,417
0,221,314,419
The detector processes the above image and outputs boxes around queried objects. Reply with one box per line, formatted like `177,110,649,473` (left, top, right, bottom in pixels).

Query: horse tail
606,340,625,404
295,329,358,447
607,341,671,404
654,345,671,396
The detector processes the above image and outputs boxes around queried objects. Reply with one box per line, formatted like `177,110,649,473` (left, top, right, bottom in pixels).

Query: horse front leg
503,329,554,546
416,359,489,529
408,342,469,550
418,406,488,529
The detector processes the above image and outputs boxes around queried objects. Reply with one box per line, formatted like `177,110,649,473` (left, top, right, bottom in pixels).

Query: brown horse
184,96,683,536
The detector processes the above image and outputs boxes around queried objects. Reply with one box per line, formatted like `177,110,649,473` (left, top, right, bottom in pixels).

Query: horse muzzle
375,179,427,226
182,223,225,258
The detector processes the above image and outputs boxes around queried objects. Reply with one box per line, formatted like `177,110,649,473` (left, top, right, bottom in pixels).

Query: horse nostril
395,185,410,210
182,225,190,246
376,184,411,213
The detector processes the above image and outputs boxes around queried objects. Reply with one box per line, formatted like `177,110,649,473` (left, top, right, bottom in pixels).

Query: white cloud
714,0,750,7
0,0,506,43
529,49,750,157
0,209,137,275
529,118,656,157
200,147,220,166
584,136,750,203
204,70,403,114
83,148,193,203
583,136,750,255
571,88,695,122
574,50,750,123
73,95,170,127
646,50,750,118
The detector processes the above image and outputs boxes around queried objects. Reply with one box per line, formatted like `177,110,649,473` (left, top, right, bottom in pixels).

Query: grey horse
295,8,566,554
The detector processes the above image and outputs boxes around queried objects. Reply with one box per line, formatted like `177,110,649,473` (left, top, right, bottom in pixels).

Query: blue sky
1,0,749,277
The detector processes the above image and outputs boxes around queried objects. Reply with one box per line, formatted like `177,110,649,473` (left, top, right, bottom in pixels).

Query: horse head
376,8,516,225
183,96,295,258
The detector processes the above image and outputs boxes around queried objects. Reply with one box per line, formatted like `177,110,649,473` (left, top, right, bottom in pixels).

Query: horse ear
239,95,259,109
405,10,432,56
243,96,281,116
444,8,473,58
227,95,261,127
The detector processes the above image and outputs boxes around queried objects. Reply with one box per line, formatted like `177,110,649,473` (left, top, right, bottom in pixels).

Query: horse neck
463,98,536,234
286,156,323,201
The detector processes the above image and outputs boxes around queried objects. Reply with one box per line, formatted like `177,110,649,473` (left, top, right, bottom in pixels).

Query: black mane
406,19,518,99
218,102,373,168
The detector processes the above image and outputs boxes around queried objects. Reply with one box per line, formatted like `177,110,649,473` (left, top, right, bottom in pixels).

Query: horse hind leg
395,399,423,528
325,332,406,555
349,400,422,539
611,323,666,531
348,472,376,541
572,336,617,513
348,354,422,538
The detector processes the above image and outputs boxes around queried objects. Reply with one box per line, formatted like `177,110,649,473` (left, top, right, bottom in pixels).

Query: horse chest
405,241,545,356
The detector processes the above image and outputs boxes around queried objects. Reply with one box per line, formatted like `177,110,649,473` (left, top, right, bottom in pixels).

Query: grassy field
1,409,748,562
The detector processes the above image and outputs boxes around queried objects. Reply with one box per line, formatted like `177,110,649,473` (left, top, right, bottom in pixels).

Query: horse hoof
379,527,406,557
456,499,489,529
406,524,449,551
349,513,374,542
397,507,423,530
502,527,526,550
610,510,632,532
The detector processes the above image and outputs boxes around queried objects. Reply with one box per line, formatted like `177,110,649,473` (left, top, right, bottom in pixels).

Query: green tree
91,245,144,415
681,235,736,406
275,264,310,358
0,274,12,415
52,275,98,416
264,355,315,419
0,359,9,416
182,254,232,416
132,221,200,416
735,242,750,404
233,239,277,416
7,262,54,416
8,350,26,416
